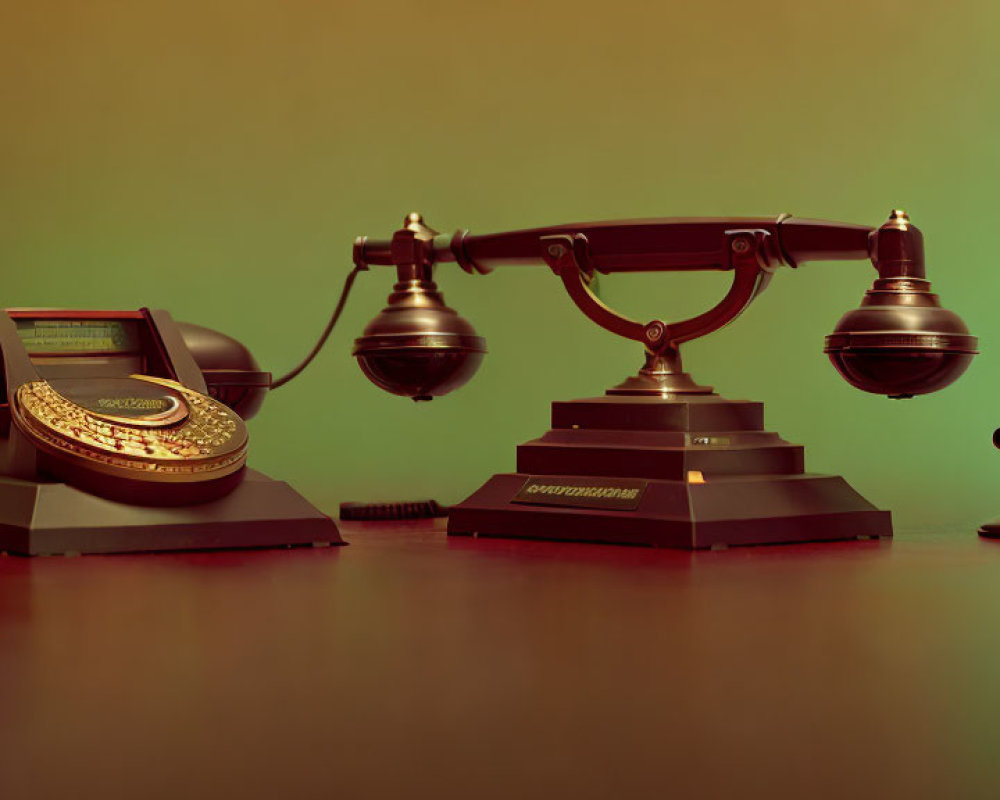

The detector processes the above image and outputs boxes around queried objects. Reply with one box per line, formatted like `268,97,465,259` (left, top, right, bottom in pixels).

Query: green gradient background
0,1,997,531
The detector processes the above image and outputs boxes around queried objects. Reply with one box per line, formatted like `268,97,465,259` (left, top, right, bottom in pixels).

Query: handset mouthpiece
352,273,486,401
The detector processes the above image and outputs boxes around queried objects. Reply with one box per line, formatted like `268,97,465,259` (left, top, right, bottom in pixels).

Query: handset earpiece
352,214,486,401
824,210,977,398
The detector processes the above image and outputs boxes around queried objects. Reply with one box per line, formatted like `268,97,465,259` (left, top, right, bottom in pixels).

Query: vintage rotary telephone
0,309,342,555
347,210,977,548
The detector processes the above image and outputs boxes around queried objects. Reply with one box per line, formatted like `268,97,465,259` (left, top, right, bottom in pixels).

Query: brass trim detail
11,375,248,483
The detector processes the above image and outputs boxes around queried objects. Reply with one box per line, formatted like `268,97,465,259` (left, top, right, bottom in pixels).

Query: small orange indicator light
687,470,706,484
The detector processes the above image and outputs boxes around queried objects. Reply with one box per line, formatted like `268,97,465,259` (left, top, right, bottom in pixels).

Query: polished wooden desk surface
2,522,1000,799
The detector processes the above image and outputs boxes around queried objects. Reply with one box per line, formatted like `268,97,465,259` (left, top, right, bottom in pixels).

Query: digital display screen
15,319,141,354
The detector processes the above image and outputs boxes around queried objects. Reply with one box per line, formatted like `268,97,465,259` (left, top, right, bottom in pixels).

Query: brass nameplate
512,476,647,511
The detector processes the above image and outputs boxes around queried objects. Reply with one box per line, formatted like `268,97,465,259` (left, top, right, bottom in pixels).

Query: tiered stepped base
448,395,891,549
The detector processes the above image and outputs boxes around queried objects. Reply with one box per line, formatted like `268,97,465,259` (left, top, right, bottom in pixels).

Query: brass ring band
11,375,249,483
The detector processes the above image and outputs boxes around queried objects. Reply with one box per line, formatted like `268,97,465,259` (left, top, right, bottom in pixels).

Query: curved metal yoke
539,230,775,354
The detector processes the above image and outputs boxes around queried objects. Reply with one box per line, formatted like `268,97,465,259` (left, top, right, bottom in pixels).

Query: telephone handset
0,308,340,555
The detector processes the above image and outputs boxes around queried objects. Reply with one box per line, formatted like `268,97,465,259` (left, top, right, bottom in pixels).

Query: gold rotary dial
11,375,248,483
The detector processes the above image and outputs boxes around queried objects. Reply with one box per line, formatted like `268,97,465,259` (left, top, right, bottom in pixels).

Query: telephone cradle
0,308,343,555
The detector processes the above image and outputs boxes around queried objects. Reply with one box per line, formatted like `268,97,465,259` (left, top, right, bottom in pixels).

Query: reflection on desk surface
1,523,998,800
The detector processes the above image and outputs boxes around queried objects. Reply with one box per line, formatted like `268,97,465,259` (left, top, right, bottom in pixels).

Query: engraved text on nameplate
512,477,648,511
